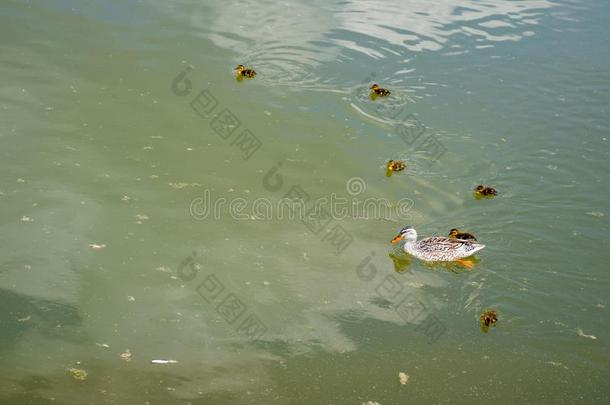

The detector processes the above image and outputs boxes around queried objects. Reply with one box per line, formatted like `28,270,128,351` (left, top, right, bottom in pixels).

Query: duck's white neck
402,233,418,252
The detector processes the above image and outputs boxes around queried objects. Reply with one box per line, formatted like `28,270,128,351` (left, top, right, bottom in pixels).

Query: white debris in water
96,343,110,348
135,214,149,221
121,195,131,202
17,315,31,322
586,211,604,217
576,328,597,340
127,296,136,302
168,182,202,189
399,372,410,385
17,178,25,183
546,361,568,369
263,281,270,285
120,349,132,361
156,266,172,273
20,216,34,222
363,402,381,405
151,359,178,364
143,146,153,150
88,243,106,250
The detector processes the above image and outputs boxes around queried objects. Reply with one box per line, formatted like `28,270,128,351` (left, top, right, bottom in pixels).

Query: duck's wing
417,237,484,260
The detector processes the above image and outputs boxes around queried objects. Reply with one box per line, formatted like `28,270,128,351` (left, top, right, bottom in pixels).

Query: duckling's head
449,228,459,237
392,226,417,244
235,64,245,71
475,185,484,192
370,83,379,90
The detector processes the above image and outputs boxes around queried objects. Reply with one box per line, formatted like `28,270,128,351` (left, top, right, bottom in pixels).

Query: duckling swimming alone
474,185,497,198
448,228,477,241
480,309,498,333
235,64,256,79
370,83,391,97
387,159,406,172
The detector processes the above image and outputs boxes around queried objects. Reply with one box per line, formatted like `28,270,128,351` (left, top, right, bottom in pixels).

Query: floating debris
168,182,202,189
151,359,178,364
398,372,410,385
576,328,597,340
135,214,149,224
156,266,172,273
362,402,381,405
586,212,604,217
480,309,498,333
20,216,34,222
96,343,110,348
127,296,136,302
120,349,132,361
17,315,31,322
546,361,569,370
67,368,88,380
121,195,132,202
88,243,106,250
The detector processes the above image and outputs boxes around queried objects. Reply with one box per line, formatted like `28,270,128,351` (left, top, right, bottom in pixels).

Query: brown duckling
474,185,497,198
370,83,391,97
448,228,477,241
235,64,256,79
480,309,498,333
386,159,406,177
387,160,406,172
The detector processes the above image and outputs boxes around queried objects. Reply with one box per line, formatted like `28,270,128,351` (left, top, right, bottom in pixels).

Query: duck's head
392,226,417,244
370,83,379,90
448,228,459,237
475,185,484,193
235,64,245,71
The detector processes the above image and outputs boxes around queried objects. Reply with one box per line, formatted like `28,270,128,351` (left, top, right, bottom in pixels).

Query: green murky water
1,0,609,403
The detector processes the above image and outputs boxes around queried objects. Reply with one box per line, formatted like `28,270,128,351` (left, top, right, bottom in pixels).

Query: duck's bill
391,234,404,244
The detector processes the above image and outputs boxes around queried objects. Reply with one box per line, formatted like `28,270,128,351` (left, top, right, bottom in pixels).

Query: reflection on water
203,0,553,90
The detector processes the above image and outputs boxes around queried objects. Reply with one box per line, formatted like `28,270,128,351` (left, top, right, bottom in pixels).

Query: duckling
448,228,477,241
370,83,391,97
386,159,406,177
235,64,256,79
474,185,497,198
480,309,498,333
387,160,406,172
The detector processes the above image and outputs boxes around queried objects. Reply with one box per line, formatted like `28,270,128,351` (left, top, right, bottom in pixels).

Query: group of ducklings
235,64,391,97
237,63,500,333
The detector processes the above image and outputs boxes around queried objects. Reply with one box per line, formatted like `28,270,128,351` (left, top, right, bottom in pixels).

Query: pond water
1,0,609,403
